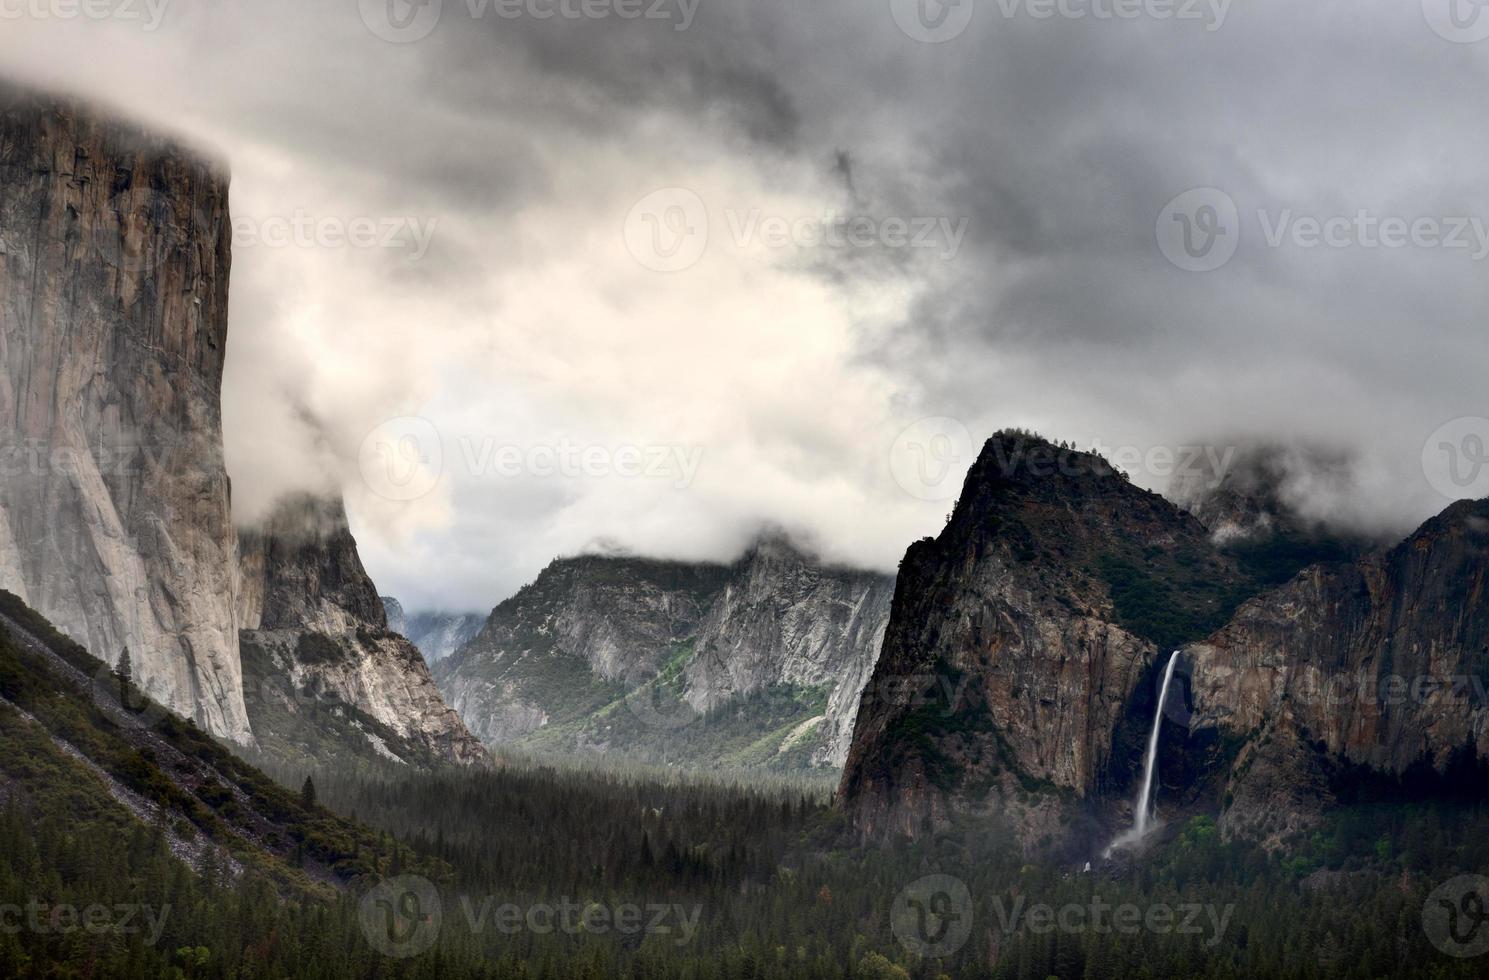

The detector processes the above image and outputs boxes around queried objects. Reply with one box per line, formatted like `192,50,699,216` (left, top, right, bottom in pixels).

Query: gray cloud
1,0,1483,611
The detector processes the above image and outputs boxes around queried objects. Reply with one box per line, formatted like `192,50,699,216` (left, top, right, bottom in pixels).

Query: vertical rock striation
0,82,250,742
435,538,894,769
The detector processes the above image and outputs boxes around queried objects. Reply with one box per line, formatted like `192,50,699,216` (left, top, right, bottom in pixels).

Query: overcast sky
3,0,1486,612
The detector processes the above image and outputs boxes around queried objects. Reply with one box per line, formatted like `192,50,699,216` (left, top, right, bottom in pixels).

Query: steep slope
238,495,487,771
380,597,484,664
837,431,1259,844
1182,498,1489,845
0,589,423,900
435,538,893,770
0,82,249,741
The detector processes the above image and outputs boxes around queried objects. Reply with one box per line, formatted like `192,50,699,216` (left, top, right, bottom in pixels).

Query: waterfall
1105,650,1181,856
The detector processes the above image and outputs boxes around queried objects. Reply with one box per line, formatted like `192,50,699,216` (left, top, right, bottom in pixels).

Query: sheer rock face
435,541,893,767
684,537,896,766
1183,499,1489,844
0,84,250,742
238,495,488,767
837,433,1253,844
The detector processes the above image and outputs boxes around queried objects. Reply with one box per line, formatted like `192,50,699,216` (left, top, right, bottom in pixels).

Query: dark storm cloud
3,0,1483,608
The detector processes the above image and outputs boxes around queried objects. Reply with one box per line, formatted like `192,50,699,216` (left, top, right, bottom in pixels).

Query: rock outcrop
435,537,893,769
837,431,1258,844
0,82,250,742
238,495,487,769
1182,498,1489,845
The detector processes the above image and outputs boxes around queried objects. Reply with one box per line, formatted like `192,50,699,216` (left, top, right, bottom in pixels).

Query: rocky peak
237,493,387,634
837,431,1258,843
237,492,487,770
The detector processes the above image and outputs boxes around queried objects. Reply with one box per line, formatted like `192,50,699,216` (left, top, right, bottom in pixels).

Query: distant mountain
380,597,484,664
435,536,893,770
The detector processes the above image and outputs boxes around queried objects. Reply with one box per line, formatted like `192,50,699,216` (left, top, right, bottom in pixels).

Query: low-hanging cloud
1,0,1483,612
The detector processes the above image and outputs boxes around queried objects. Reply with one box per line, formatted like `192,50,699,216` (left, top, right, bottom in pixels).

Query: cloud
1,0,1482,611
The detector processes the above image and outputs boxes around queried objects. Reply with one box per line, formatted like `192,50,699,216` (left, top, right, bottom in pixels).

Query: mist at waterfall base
1104,651,1183,859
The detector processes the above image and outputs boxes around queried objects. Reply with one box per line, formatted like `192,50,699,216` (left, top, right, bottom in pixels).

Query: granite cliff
435,537,893,770
0,82,249,741
0,84,481,768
